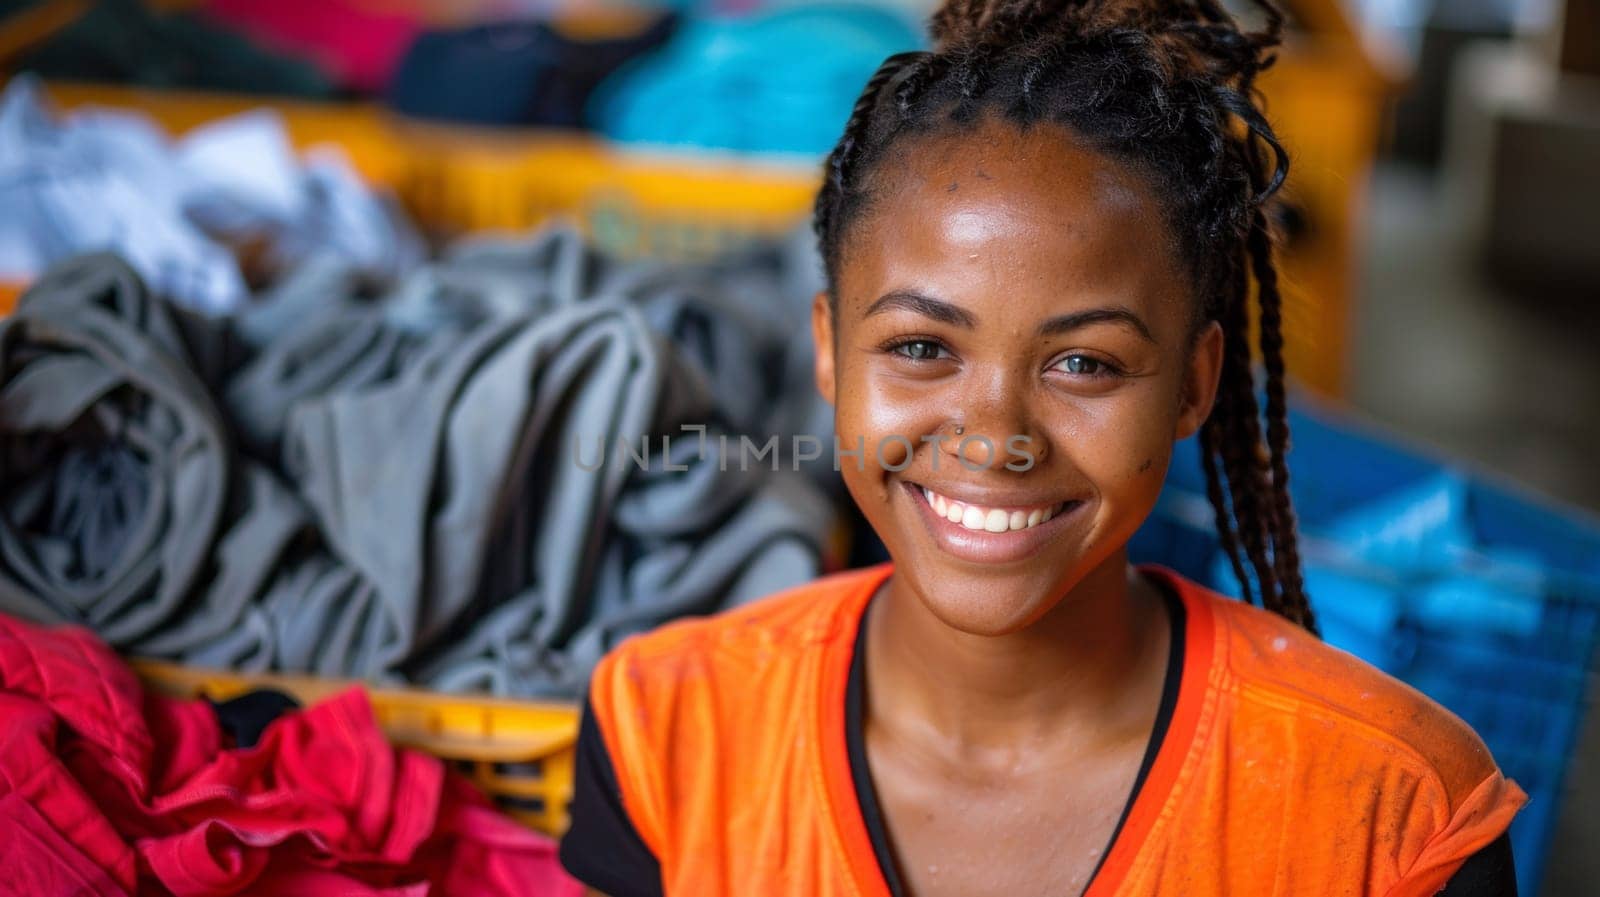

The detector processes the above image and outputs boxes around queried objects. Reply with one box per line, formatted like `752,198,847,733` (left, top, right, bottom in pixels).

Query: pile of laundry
0,611,583,896
0,225,835,698
0,76,422,314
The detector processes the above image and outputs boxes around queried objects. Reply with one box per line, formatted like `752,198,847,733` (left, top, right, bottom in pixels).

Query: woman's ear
1176,320,1223,441
812,291,837,405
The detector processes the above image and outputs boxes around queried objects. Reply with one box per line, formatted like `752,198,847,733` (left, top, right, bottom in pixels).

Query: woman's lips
902,481,1084,565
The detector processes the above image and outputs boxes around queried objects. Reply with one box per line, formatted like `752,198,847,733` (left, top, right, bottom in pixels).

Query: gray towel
0,227,834,696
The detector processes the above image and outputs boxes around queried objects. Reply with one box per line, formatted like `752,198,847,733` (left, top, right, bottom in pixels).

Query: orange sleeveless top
582,564,1527,896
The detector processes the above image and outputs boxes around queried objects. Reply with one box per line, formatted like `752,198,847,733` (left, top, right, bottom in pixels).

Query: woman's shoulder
1184,573,1503,801
590,564,887,703
1152,572,1529,893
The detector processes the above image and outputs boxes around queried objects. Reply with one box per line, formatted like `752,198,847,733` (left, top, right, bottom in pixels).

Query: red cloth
0,614,584,897
201,0,423,93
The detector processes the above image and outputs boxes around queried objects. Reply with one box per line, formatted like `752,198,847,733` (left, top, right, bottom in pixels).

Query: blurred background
0,0,1595,894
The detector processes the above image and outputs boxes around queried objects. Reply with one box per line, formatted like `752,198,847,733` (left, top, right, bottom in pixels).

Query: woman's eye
1053,354,1122,377
892,340,947,361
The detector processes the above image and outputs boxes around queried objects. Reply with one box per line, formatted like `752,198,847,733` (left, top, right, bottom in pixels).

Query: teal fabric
589,3,922,155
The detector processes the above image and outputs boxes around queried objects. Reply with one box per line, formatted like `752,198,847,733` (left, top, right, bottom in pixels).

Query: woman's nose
943,373,1047,470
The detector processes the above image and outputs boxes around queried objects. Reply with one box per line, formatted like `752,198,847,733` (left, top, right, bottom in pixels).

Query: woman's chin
881,524,1129,637
895,564,1068,637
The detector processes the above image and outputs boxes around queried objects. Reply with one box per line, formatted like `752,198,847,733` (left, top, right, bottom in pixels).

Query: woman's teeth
920,487,1064,533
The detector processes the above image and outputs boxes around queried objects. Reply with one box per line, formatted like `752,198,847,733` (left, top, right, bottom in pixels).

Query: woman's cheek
841,366,946,466
1066,389,1175,506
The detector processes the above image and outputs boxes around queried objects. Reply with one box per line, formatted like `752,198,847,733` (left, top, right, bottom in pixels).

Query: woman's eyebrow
863,290,977,328
1037,308,1156,342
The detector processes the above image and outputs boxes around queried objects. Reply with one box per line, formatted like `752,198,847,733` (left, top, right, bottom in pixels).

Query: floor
1347,164,1600,896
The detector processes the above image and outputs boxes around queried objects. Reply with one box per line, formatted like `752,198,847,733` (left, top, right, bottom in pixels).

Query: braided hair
813,0,1318,634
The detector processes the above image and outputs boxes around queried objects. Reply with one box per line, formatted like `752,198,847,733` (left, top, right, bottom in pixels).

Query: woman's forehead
842,120,1188,323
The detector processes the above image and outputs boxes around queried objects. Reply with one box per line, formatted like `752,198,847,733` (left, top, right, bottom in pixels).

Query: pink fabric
201,0,424,93
0,613,584,897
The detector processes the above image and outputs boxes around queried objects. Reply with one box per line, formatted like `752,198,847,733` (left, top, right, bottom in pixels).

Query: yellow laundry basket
133,660,580,836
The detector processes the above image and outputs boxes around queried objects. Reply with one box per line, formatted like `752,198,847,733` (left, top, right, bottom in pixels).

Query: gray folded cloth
0,255,233,646
0,227,834,696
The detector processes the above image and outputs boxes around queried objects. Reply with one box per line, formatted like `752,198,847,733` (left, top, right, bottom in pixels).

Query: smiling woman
556,2,1527,896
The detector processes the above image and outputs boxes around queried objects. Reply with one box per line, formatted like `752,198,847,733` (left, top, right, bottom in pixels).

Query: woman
558,1,1527,894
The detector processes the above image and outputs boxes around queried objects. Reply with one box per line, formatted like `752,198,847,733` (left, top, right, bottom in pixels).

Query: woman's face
814,116,1224,636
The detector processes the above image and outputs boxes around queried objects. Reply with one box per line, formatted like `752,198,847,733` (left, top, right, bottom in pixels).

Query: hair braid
1212,257,1280,609
893,53,949,113
1199,411,1252,601
1236,86,1314,630
1249,206,1316,632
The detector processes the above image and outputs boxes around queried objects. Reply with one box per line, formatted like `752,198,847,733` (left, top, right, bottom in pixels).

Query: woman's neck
865,554,1172,763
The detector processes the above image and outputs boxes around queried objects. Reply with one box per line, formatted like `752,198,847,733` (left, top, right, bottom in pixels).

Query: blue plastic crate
1127,488,1221,585
1134,398,1600,896
1401,589,1600,895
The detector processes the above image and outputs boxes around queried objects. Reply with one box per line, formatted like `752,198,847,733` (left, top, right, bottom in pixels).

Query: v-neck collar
815,564,1218,897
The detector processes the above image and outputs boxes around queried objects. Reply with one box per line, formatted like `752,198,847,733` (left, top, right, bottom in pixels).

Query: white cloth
0,75,421,312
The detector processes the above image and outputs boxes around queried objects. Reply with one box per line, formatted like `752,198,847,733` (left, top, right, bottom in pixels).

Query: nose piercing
954,425,964,435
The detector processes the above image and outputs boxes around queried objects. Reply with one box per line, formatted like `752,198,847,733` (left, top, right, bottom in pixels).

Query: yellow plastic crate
133,660,579,836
